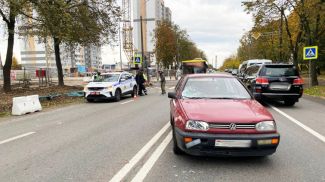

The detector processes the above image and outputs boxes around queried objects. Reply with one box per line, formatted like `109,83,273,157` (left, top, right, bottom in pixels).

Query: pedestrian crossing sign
134,55,142,64
303,46,318,60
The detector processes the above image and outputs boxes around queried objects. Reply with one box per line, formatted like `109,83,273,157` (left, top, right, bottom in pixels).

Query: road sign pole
309,60,311,88
303,46,318,87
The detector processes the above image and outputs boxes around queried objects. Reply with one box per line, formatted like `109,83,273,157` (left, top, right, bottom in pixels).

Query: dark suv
243,64,303,106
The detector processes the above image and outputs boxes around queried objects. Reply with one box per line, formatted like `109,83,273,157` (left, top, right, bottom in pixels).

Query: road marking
270,105,325,143
109,122,170,182
120,100,134,105
0,132,36,145
131,131,172,182
168,86,175,90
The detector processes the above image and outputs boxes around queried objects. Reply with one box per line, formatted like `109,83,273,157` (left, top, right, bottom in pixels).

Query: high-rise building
84,45,102,70
146,0,172,65
19,36,56,72
133,0,148,54
61,45,85,73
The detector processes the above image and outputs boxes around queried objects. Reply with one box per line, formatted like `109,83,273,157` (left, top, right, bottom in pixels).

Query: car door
244,66,260,91
125,73,134,92
119,73,129,94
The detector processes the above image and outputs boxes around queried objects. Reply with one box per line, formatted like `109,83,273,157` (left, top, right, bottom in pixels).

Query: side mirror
168,92,177,99
120,78,126,82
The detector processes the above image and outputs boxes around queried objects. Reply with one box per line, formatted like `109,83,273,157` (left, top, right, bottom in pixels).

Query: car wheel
87,98,94,103
172,127,184,155
131,86,137,97
284,99,296,106
114,89,121,102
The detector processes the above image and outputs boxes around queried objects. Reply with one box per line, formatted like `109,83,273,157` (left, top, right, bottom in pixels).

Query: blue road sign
303,46,318,60
134,55,142,64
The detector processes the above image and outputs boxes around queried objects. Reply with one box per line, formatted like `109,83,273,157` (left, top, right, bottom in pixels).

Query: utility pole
118,20,123,70
140,16,145,70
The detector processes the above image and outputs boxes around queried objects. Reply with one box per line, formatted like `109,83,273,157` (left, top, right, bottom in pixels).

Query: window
181,77,251,99
262,66,297,77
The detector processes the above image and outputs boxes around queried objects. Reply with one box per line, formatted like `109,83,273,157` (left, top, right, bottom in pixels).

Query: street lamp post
118,20,123,71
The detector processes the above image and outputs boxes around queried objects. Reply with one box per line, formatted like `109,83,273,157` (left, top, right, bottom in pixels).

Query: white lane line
109,122,170,182
270,105,325,143
131,131,172,182
0,132,36,145
120,100,134,105
168,86,175,90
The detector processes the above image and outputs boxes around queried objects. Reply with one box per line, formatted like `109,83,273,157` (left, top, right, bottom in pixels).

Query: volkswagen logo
229,123,237,130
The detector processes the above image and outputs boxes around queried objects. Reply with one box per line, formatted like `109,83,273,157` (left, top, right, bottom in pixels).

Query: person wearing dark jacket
158,70,166,95
135,69,146,96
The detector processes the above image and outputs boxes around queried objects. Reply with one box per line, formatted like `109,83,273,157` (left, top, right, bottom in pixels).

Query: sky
0,0,253,68
164,0,254,67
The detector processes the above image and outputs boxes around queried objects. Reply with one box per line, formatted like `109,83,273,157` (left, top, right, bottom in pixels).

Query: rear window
181,77,251,99
261,66,298,77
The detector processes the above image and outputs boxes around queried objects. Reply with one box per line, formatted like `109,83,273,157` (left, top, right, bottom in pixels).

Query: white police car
84,72,137,102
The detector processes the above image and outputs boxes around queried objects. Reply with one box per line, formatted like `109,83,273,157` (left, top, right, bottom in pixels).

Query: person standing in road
135,69,145,96
158,70,166,95
143,69,148,95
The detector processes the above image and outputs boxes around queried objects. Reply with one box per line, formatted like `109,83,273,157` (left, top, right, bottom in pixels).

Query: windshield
181,77,251,99
94,74,120,82
263,67,297,77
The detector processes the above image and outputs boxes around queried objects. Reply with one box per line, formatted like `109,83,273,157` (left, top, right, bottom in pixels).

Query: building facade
84,45,102,70
133,0,172,66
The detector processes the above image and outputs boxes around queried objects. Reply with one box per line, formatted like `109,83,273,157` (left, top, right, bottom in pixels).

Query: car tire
284,99,296,106
87,98,94,103
172,127,184,155
114,89,121,102
131,86,137,97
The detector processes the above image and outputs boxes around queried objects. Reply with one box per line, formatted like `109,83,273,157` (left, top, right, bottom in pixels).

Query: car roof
101,72,129,75
262,63,295,67
185,73,234,78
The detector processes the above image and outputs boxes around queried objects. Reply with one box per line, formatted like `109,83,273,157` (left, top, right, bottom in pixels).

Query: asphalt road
0,81,325,182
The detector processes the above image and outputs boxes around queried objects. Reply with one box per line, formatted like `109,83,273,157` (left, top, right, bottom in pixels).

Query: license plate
270,83,291,91
215,139,251,148
90,92,100,95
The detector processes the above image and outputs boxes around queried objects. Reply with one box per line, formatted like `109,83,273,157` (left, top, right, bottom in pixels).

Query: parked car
231,69,238,76
84,72,137,102
168,73,280,157
244,64,303,106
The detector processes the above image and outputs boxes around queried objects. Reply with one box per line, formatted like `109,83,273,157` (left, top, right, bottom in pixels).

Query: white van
239,59,272,77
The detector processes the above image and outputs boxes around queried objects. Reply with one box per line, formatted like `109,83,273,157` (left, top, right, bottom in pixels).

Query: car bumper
174,128,280,157
85,91,114,100
254,92,302,101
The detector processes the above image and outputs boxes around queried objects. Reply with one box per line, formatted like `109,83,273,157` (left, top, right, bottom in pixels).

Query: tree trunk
3,16,15,92
53,37,64,86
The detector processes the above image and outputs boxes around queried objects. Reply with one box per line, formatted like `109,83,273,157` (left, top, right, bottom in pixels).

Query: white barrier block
27,95,42,112
12,95,42,116
12,96,28,115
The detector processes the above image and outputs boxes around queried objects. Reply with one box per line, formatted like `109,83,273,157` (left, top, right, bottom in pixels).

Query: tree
153,21,177,68
11,56,21,70
28,0,120,86
0,0,31,92
220,55,241,70
243,0,325,86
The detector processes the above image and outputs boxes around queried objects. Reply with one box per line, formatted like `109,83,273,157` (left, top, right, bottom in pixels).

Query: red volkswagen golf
168,74,280,157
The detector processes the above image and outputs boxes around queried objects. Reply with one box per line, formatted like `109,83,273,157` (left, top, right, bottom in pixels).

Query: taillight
256,77,269,85
293,77,304,85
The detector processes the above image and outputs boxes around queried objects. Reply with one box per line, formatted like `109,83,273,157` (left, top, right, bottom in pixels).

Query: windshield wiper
182,96,205,99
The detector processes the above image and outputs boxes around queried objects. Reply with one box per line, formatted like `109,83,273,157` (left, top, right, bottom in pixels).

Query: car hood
86,81,118,87
179,99,273,123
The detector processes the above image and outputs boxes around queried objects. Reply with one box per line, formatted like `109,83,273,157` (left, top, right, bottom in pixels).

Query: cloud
164,0,253,67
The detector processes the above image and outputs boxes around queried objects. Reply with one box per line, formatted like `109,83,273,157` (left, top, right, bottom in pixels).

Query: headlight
256,121,276,131
107,86,113,91
185,120,209,131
